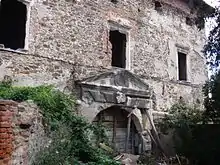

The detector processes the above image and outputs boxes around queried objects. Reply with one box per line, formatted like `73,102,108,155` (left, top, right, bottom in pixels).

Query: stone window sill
0,47,28,54
177,80,191,85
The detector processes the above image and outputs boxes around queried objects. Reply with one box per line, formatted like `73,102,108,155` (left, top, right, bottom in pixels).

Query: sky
202,0,219,75
204,0,219,7
203,0,219,37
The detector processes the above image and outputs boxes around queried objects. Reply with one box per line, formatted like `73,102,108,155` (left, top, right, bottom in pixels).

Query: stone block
126,97,151,109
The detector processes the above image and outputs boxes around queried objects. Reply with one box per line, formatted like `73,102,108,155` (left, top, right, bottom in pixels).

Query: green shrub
0,82,118,165
159,103,202,154
159,103,220,165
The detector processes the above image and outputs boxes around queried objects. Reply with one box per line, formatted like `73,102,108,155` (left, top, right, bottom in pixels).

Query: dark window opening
0,0,27,50
155,1,162,11
186,17,194,26
111,0,118,4
178,52,187,81
109,30,126,68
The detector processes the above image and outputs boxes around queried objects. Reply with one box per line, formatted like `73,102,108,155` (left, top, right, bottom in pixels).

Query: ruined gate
93,106,142,154
76,68,153,154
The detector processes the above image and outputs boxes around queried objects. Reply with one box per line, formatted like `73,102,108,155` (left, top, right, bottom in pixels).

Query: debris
114,153,139,165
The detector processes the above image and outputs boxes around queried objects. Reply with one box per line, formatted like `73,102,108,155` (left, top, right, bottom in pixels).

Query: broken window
111,0,118,4
154,1,162,12
178,52,187,81
186,17,194,26
0,0,27,50
109,30,126,68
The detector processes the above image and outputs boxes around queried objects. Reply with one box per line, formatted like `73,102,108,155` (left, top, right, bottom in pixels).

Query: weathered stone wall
0,0,208,111
0,100,46,165
0,52,74,92
12,101,46,165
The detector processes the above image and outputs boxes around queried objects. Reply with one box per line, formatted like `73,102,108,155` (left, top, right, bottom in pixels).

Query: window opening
186,17,194,26
155,1,162,11
109,30,126,68
178,52,187,81
0,0,27,50
111,0,118,4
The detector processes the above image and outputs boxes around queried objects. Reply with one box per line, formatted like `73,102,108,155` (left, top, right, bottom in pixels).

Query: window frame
176,46,190,82
108,20,131,70
177,51,187,81
0,0,33,52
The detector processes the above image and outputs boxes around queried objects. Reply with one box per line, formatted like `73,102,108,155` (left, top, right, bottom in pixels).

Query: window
178,52,187,81
154,1,162,12
186,17,194,26
111,0,118,4
109,30,126,68
0,0,27,50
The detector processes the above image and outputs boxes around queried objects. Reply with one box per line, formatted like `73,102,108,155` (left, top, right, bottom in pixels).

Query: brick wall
0,100,46,165
0,100,17,165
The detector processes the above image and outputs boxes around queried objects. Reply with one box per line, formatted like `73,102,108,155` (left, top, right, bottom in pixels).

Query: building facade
0,0,208,154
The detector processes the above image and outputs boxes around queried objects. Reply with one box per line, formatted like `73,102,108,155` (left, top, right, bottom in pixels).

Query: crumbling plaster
0,0,208,111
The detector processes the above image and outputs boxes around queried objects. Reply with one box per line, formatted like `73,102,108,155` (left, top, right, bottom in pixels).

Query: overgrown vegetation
0,81,118,165
159,93,220,164
203,71,220,123
159,104,203,162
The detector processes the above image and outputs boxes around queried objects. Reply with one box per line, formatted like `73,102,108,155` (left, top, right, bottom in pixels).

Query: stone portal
76,68,153,153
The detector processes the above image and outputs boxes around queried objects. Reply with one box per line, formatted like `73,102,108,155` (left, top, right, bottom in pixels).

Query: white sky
203,0,219,7
202,1,219,75
203,0,219,37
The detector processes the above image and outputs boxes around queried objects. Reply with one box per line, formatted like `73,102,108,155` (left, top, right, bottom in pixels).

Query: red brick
0,143,7,149
0,150,6,158
3,135,14,141
2,153,11,159
0,128,7,133
0,122,11,128
0,116,12,122
0,112,6,116
0,143,12,149
3,157,10,164
0,140,8,144
0,159,5,165
0,133,10,139
5,148,13,154
0,111,13,117
1,112,13,118
0,138,12,144
0,128,12,134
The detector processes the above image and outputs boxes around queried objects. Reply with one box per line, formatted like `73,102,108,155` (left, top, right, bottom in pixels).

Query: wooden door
93,106,142,154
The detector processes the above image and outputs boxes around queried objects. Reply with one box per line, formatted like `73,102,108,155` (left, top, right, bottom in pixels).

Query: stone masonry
0,0,211,156
0,0,208,113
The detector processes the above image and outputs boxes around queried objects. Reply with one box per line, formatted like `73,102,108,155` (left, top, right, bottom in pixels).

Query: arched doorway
93,106,143,154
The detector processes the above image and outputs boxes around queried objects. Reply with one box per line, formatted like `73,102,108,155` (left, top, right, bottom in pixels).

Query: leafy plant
0,81,118,165
158,102,220,165
160,103,203,133
158,104,202,164
203,71,220,123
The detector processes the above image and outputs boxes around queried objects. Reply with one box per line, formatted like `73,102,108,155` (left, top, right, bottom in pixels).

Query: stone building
0,0,209,154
